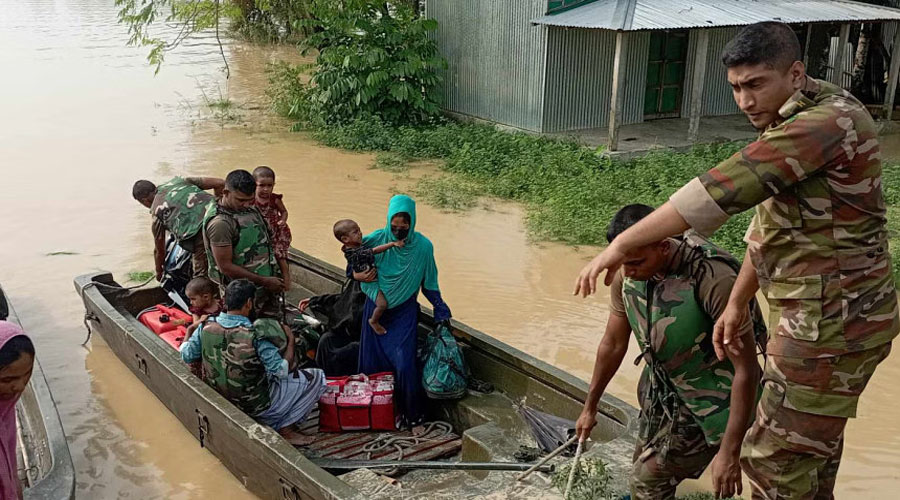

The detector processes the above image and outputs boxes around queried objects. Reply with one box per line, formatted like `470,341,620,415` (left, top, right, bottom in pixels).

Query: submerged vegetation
126,271,155,282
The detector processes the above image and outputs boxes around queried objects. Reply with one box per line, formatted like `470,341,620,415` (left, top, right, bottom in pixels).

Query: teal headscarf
361,195,440,308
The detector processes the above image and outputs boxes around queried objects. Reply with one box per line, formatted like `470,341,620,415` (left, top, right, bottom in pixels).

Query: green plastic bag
421,324,468,399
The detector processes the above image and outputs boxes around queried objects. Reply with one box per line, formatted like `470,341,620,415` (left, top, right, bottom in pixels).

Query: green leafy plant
411,175,483,212
127,271,156,282
282,0,447,125
551,458,619,500
230,0,313,43
372,152,411,173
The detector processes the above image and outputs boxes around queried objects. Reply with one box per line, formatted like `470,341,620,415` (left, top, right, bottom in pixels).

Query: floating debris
551,458,619,500
127,271,155,282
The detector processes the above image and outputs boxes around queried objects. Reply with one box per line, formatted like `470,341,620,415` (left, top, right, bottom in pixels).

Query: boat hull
73,247,638,499
0,284,76,500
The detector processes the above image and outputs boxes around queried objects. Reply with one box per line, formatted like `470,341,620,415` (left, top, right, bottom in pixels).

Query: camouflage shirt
202,203,278,287
150,177,215,243
670,78,900,359
613,233,763,445
200,319,271,416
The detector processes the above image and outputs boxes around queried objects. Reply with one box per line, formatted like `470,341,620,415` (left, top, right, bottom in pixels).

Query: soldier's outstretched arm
574,203,689,297
669,105,848,238
186,176,225,196
575,312,631,441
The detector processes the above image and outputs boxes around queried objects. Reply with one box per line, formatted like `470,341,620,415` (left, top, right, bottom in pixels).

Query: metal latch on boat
133,353,148,375
278,478,302,500
196,410,210,448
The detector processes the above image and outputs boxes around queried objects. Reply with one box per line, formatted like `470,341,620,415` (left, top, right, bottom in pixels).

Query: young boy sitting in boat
184,277,223,341
179,279,326,441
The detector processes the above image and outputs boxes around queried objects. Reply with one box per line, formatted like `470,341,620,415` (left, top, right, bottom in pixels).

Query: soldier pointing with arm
576,204,764,499
575,22,898,499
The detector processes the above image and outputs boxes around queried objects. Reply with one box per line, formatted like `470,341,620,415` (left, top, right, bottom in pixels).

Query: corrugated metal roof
532,0,900,31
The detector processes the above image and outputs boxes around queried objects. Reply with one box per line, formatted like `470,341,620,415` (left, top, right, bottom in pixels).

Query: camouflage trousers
180,232,208,278
631,399,718,499
741,343,892,499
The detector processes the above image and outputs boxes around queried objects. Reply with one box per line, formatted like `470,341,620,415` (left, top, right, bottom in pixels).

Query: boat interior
97,250,636,496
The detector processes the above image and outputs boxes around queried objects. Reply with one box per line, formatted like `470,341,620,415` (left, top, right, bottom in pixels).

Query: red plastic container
158,326,188,350
319,372,395,432
138,304,192,335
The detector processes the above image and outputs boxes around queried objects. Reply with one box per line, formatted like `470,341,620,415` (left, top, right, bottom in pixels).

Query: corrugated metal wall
427,0,548,132
682,27,741,117
541,29,648,132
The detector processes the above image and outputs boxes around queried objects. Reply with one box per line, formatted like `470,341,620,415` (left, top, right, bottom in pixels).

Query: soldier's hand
575,409,597,442
710,449,742,498
261,276,285,292
573,245,627,298
713,300,748,361
298,298,311,313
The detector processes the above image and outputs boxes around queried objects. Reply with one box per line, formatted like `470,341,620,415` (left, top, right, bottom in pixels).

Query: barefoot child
184,277,223,340
333,219,404,334
253,166,293,290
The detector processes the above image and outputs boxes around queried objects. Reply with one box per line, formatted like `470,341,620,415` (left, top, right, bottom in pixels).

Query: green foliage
372,152,411,173
230,0,313,43
277,0,446,125
551,458,619,500
115,0,236,74
412,176,483,211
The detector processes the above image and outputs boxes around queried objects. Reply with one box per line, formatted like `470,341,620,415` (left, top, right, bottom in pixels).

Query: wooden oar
564,439,585,499
516,434,578,482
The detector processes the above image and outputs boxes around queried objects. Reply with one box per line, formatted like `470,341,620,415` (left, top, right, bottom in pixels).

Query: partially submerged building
425,0,900,151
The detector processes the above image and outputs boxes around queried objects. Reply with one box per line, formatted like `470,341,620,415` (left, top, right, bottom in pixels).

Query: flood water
0,0,898,497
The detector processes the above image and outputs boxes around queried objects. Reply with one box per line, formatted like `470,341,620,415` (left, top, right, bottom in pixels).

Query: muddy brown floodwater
1,0,898,497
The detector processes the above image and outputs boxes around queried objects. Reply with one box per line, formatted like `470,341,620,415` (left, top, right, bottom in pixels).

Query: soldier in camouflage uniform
576,204,764,499
132,176,223,279
203,169,284,320
180,279,326,435
575,22,898,499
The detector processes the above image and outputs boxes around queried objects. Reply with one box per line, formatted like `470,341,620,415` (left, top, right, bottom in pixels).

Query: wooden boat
0,285,76,499
74,248,638,499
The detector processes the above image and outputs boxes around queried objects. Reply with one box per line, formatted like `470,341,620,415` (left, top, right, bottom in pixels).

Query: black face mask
392,227,410,240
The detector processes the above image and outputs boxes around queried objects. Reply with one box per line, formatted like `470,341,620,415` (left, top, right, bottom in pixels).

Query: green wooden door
644,30,689,119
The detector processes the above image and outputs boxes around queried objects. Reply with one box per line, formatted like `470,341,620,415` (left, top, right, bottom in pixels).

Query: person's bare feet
369,318,387,335
279,426,316,446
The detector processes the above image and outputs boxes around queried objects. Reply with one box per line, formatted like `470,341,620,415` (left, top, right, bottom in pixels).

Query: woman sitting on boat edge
0,321,36,500
180,279,327,441
354,195,452,429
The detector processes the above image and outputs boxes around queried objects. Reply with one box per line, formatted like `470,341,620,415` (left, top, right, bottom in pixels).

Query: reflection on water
1,0,899,497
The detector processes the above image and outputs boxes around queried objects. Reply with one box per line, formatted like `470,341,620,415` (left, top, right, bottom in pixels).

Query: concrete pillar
831,23,851,87
884,23,900,121
688,29,710,143
607,31,628,152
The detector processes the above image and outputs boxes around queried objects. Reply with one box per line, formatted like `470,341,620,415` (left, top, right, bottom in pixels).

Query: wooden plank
885,22,900,121
607,31,629,152
803,23,812,67
688,29,710,143
832,23,851,87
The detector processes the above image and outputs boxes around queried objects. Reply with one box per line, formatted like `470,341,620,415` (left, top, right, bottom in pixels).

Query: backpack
421,324,468,399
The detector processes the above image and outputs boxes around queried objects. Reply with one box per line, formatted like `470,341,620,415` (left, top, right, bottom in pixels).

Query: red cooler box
318,372,395,432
